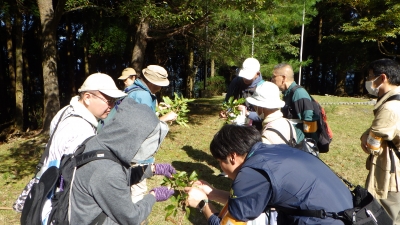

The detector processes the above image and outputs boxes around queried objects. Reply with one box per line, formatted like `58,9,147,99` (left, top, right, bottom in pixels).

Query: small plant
161,171,198,224
157,93,195,127
221,96,246,123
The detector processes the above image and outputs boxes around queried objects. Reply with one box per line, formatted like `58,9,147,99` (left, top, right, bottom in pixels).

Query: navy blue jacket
208,143,353,225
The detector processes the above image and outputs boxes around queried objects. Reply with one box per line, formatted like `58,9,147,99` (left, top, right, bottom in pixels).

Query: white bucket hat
142,65,170,86
239,58,260,80
246,81,285,109
78,73,127,98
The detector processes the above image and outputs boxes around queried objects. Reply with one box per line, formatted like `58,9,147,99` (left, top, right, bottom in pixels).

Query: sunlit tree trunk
37,0,67,132
211,58,215,77
131,18,149,72
15,10,24,130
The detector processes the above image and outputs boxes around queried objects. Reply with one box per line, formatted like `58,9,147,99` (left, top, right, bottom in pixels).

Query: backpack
283,85,333,153
266,119,319,157
20,136,123,225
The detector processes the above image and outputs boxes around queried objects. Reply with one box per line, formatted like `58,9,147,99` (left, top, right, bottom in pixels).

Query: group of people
185,58,400,225
18,57,400,225
29,65,179,225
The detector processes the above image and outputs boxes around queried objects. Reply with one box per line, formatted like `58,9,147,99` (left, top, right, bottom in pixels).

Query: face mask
365,76,382,96
255,106,265,119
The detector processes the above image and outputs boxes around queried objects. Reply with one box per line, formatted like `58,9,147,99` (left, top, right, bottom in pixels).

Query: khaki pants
379,191,400,225
131,179,148,203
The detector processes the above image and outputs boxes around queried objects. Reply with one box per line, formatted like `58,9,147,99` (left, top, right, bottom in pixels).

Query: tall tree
37,0,67,132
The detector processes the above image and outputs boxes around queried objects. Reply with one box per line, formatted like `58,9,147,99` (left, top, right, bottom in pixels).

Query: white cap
78,73,127,98
238,58,260,80
246,81,284,109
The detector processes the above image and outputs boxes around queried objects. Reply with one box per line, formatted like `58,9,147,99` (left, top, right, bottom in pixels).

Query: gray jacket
70,98,166,225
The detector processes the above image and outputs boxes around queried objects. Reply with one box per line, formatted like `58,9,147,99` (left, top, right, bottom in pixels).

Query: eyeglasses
271,74,284,79
89,92,116,105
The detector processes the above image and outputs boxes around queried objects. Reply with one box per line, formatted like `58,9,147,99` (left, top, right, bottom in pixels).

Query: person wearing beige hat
246,81,297,145
118,67,138,89
125,65,177,122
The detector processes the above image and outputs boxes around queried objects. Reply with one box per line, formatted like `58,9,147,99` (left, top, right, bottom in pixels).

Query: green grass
0,95,374,225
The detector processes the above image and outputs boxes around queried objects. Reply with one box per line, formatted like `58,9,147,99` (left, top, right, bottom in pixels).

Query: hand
158,102,171,110
154,163,176,177
150,186,175,202
219,110,227,118
184,187,208,208
192,180,214,195
360,133,370,154
160,111,178,122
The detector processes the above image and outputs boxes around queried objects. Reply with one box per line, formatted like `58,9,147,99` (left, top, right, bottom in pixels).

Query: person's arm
292,89,318,141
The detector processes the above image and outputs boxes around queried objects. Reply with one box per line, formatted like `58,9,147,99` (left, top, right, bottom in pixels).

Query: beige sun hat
238,58,260,80
142,65,170,87
78,73,127,98
246,81,284,109
118,68,137,80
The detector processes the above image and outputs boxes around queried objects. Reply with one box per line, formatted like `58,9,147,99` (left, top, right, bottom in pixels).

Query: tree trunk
211,58,215,77
131,18,149,73
66,16,76,98
186,45,195,98
15,10,24,130
37,0,67,132
5,14,16,117
335,70,347,96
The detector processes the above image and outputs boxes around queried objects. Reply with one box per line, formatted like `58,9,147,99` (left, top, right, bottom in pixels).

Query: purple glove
154,164,176,177
151,186,175,202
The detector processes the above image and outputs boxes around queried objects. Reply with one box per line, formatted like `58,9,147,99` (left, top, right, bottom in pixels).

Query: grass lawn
0,95,374,225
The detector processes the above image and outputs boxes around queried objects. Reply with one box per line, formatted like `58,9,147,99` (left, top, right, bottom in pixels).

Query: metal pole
252,24,255,57
299,1,305,85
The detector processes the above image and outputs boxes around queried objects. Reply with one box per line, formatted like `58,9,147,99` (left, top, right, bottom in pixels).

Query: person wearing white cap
220,58,265,130
246,81,297,145
35,73,126,221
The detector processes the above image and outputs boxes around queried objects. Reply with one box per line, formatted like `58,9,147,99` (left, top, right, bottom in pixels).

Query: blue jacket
209,143,353,225
125,79,157,112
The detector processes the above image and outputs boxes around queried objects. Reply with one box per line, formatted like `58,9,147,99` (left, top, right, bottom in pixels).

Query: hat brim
246,96,285,109
99,89,127,98
143,74,170,87
118,74,131,80
239,69,257,80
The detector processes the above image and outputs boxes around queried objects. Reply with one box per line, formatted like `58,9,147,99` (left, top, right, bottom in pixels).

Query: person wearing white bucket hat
246,81,297,144
220,58,265,130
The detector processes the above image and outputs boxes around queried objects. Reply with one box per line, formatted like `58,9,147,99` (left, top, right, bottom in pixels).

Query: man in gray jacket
70,98,175,224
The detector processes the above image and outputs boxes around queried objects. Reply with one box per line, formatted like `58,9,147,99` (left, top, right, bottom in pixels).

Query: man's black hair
368,58,400,85
210,124,262,160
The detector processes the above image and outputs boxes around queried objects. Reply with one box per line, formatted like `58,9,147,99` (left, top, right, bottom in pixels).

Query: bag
283,85,333,153
266,120,319,157
278,185,392,225
13,107,71,213
20,137,121,225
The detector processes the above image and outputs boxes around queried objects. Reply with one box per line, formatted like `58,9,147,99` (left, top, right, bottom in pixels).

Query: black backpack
20,136,122,225
282,85,333,153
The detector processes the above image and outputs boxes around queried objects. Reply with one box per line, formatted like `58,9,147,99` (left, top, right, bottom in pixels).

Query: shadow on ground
0,136,47,183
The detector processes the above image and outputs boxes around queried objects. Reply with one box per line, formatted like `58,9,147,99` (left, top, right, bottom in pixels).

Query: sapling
157,93,194,127
161,171,198,224
221,96,246,124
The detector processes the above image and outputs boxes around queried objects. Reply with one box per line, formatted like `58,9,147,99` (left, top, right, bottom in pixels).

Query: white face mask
365,76,382,96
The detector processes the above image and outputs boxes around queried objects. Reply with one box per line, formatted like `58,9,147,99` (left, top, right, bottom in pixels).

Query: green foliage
161,171,198,222
221,96,246,124
157,93,195,127
197,76,226,96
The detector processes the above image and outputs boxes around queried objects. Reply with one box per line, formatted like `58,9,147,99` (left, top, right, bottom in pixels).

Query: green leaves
221,96,246,124
162,170,198,222
157,93,194,127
